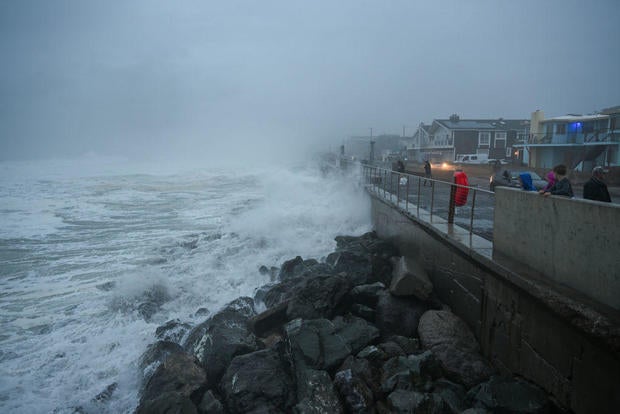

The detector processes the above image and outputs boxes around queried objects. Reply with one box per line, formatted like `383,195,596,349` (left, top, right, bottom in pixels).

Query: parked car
489,170,547,191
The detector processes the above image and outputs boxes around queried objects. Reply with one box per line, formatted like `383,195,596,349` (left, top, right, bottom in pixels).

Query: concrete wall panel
494,187,620,309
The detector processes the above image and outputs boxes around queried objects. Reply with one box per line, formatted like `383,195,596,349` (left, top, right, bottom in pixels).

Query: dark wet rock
389,256,433,300
332,314,380,354
248,301,289,337
220,347,295,413
431,378,467,414
334,232,399,259
418,310,494,388
155,319,192,343
333,232,399,286
136,351,205,414
277,256,332,281
466,376,552,414
351,303,376,321
326,250,373,285
338,355,385,404
139,341,186,388
349,282,386,307
357,344,388,363
260,276,304,309
197,390,224,414
93,382,117,403
381,356,415,393
285,318,351,372
194,308,209,318
334,368,375,413
258,265,279,281
381,351,443,395
375,291,429,338
294,368,343,414
377,341,407,359
136,392,198,414
386,389,425,413
278,256,304,280
386,335,421,355
286,273,351,320
184,297,261,387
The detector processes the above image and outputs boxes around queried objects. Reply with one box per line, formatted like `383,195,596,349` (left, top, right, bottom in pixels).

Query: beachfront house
517,106,620,171
407,114,530,164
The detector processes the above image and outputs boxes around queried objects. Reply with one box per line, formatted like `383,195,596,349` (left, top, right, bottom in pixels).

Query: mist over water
0,156,370,413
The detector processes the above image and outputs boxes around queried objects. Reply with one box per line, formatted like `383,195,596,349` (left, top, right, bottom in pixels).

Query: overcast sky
1,0,619,163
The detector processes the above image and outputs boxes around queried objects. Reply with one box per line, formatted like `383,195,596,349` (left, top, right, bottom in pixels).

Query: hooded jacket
583,177,611,202
519,173,537,191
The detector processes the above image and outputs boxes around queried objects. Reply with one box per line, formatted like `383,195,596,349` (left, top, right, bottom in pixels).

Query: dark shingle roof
435,119,529,130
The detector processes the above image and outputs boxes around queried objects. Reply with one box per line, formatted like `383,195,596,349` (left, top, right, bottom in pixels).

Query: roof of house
540,114,609,123
434,119,530,131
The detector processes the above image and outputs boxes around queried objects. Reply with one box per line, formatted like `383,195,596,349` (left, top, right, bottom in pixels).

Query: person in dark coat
423,160,432,186
583,166,612,202
540,164,573,197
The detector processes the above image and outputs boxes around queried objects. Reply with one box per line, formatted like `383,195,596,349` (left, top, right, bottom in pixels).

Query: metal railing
360,163,496,241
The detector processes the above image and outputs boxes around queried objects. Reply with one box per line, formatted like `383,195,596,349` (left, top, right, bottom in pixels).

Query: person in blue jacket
518,172,537,191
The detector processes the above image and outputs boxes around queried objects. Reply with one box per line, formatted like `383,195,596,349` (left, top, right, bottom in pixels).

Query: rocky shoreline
135,232,561,413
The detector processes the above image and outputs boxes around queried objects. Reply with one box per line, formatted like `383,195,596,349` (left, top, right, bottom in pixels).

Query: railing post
430,179,435,216
469,189,477,234
448,178,456,224
405,174,409,211
396,173,400,206
417,176,421,215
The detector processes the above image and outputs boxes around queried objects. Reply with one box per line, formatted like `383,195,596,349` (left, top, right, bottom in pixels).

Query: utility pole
369,127,375,163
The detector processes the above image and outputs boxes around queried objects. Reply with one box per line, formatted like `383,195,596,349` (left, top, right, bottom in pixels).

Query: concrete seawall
369,192,620,413
494,187,620,310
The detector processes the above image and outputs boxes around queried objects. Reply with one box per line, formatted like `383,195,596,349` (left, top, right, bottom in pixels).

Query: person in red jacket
454,168,469,207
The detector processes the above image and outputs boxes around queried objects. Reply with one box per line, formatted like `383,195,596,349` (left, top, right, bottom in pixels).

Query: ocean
0,156,371,413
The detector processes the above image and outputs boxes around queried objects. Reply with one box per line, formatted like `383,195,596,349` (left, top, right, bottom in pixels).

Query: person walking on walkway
583,166,612,202
423,160,432,186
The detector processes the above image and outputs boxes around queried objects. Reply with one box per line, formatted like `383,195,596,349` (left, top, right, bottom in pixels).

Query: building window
556,124,566,134
479,132,491,146
506,146,512,158
494,132,506,147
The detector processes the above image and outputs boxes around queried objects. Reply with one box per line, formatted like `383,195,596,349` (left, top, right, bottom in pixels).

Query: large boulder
278,256,333,281
333,232,399,286
155,319,192,344
294,368,343,413
466,376,552,413
138,340,185,390
348,282,386,308
334,368,375,413
418,310,494,388
375,291,429,338
381,352,443,394
136,351,205,414
220,346,295,413
285,273,352,320
332,315,380,354
285,318,351,372
184,297,261,386
389,256,433,300
387,389,448,413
